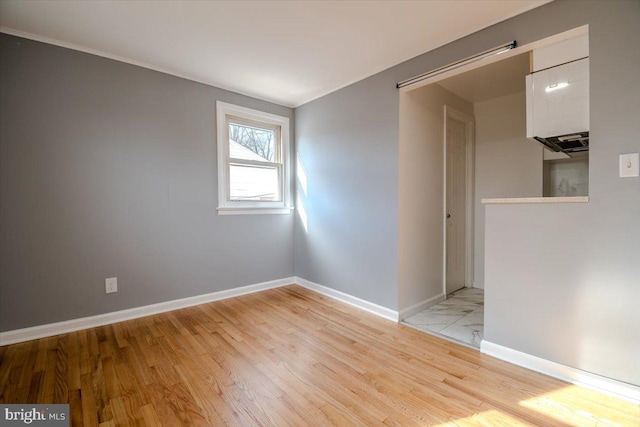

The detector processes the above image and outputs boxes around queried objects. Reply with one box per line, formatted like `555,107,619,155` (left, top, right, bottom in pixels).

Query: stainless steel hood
534,131,589,156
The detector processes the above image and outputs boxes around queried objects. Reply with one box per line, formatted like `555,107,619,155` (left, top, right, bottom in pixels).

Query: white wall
473,91,542,288
398,84,473,314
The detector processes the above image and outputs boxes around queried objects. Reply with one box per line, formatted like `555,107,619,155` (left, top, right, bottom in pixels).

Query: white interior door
446,116,468,294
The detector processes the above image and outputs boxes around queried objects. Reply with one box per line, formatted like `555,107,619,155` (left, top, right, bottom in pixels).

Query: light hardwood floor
1,285,638,426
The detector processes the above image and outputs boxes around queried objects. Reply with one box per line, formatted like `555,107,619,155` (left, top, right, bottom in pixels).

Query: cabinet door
531,58,589,137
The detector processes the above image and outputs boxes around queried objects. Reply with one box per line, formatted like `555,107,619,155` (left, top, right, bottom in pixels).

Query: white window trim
216,101,292,215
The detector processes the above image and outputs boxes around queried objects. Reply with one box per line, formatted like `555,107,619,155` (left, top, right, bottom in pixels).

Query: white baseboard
294,276,399,322
472,280,484,289
0,277,294,346
398,293,445,320
481,340,640,404
0,276,399,345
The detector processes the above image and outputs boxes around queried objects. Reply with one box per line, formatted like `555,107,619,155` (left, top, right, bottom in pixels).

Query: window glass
229,164,280,201
228,122,276,162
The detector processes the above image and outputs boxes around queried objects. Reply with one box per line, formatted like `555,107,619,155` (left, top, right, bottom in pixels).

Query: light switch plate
619,153,639,178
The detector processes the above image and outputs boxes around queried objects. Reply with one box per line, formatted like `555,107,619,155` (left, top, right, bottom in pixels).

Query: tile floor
402,287,484,348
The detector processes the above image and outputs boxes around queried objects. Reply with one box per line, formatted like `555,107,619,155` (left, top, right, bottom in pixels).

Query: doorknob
446,214,451,218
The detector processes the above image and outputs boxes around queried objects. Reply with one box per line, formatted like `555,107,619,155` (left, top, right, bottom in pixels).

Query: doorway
444,107,474,295
401,53,529,348
399,28,589,350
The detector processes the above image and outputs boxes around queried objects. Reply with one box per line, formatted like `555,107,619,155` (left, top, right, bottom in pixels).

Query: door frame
443,105,475,296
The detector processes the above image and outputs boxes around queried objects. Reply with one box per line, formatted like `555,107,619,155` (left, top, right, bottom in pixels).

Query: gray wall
294,0,639,387
294,71,400,309
0,34,294,331
484,1,640,387
474,91,542,288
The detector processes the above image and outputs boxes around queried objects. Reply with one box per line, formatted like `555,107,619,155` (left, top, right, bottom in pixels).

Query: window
216,101,292,214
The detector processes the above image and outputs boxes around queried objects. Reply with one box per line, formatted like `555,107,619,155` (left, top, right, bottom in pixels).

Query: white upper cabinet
526,58,589,138
526,34,589,139
532,33,589,72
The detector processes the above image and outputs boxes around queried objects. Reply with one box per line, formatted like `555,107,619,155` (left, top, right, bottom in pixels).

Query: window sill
217,206,294,215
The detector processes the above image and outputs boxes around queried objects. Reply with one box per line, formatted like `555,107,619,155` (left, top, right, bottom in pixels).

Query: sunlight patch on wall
297,155,308,196
296,155,309,232
296,194,308,233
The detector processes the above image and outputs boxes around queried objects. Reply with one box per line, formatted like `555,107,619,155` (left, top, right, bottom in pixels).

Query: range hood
526,57,589,157
534,131,589,155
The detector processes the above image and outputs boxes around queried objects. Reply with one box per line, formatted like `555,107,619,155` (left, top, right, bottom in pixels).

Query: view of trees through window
229,122,276,162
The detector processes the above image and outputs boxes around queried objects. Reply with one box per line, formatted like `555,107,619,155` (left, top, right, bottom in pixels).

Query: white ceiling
438,52,531,103
0,0,550,107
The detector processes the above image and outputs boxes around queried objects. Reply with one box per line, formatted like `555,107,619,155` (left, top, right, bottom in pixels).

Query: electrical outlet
105,277,118,294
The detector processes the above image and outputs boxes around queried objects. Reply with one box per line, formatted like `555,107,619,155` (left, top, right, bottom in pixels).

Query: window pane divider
228,158,281,168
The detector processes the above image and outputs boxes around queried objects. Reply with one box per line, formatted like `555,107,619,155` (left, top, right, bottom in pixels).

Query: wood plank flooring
1,285,638,426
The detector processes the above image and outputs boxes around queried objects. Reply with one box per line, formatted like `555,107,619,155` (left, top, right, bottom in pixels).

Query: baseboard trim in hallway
402,288,484,348
398,292,446,320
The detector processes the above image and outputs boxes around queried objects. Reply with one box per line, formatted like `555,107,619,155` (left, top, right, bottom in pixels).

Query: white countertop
481,196,589,204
